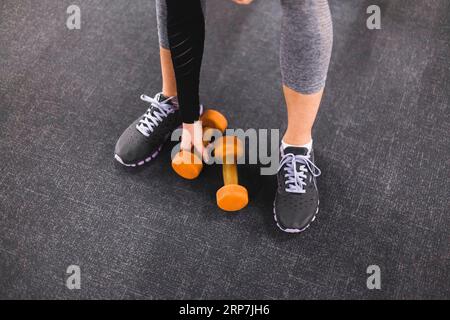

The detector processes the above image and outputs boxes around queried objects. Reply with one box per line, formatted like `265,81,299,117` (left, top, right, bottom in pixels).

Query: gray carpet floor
0,0,449,299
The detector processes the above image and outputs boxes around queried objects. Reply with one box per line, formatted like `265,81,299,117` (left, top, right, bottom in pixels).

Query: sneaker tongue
156,93,168,102
283,146,308,156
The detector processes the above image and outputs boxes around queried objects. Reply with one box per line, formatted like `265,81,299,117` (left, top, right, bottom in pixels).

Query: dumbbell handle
222,163,238,186
215,137,248,212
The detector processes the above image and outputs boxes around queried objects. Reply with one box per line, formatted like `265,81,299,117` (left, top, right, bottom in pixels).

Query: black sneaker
114,93,182,167
273,146,321,233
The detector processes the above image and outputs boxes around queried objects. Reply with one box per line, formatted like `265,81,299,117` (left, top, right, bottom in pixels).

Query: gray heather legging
156,0,332,95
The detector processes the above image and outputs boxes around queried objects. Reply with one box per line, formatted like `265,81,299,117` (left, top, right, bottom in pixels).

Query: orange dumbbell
171,109,228,180
214,136,249,212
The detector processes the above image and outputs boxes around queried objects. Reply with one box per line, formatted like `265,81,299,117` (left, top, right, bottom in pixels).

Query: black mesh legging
165,0,205,123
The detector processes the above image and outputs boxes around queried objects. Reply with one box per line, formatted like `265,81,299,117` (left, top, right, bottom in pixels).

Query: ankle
162,89,177,98
282,134,312,147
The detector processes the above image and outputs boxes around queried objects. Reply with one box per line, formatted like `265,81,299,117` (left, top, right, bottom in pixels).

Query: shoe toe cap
115,124,149,164
275,192,318,232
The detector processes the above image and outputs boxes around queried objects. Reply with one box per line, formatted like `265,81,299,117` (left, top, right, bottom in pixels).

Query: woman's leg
280,0,333,146
114,1,207,166
274,0,333,234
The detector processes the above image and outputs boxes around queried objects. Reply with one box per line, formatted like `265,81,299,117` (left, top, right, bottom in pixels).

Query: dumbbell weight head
171,150,203,180
200,109,228,133
217,184,249,212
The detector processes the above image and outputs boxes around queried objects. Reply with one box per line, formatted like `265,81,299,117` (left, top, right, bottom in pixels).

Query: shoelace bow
278,153,321,193
136,94,175,137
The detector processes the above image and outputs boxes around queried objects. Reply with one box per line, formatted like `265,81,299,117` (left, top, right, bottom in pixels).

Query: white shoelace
136,94,176,137
278,153,321,194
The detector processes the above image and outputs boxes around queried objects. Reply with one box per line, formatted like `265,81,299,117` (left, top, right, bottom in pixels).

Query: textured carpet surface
0,0,449,299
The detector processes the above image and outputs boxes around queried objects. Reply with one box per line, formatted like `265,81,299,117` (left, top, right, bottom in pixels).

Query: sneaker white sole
114,145,162,167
